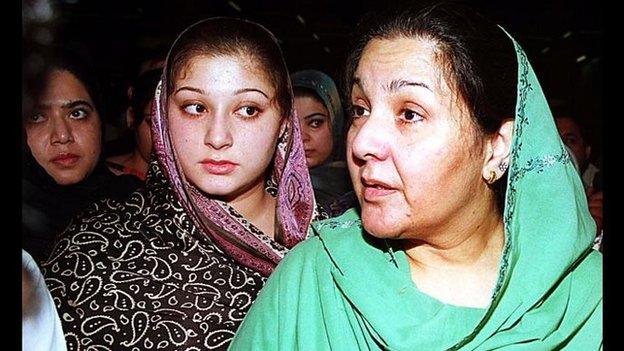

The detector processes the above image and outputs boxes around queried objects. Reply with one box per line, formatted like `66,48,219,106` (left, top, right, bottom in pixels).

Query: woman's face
24,70,102,185
294,94,333,168
168,54,283,200
347,37,488,240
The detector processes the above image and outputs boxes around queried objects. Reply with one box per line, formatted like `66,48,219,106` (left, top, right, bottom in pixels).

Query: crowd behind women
22,2,602,350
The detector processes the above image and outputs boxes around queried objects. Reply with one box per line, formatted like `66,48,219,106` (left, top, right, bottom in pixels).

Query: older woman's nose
350,114,391,162
50,116,74,145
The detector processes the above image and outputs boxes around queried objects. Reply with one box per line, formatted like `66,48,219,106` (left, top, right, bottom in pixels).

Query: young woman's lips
200,159,238,175
51,153,80,167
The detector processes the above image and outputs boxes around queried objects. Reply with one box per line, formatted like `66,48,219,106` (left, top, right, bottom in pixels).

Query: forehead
41,70,91,102
555,117,582,136
176,54,274,90
355,37,449,92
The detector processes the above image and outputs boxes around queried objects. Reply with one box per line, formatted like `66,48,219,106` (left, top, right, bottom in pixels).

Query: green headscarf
230,30,602,351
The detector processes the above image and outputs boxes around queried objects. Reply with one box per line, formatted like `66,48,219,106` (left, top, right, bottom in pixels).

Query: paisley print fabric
42,162,270,350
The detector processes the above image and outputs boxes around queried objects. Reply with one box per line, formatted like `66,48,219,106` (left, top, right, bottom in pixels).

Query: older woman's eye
349,105,370,118
183,103,206,115
69,109,88,120
236,106,260,119
400,109,424,123
28,113,46,124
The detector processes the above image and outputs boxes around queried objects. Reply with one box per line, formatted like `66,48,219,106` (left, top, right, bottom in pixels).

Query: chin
50,172,85,186
360,207,405,239
193,176,245,197
306,157,318,168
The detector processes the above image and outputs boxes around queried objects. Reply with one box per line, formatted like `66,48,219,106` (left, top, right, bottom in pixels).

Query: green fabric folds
229,31,602,351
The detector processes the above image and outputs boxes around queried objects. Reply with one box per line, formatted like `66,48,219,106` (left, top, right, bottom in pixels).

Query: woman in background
23,48,138,262
292,69,354,207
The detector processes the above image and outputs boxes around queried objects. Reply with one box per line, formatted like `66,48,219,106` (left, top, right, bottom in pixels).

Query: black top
22,157,141,263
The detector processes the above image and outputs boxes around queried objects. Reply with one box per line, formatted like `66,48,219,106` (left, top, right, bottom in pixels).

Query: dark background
22,0,603,165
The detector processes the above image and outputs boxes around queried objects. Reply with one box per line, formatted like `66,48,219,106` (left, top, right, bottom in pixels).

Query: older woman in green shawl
230,3,601,350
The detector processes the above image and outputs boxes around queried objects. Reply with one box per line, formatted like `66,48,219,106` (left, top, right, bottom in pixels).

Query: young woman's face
294,94,333,168
168,55,283,200
24,70,102,185
347,37,487,240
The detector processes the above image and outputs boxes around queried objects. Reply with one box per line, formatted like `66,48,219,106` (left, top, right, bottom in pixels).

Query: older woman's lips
362,179,397,201
201,159,238,175
51,153,80,167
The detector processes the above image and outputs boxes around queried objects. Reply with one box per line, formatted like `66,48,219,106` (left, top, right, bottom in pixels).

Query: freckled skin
168,55,283,200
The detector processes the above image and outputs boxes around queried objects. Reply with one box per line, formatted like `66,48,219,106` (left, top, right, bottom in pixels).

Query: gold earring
487,171,497,184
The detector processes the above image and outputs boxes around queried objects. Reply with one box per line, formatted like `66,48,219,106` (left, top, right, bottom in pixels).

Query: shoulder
571,249,602,288
271,208,367,280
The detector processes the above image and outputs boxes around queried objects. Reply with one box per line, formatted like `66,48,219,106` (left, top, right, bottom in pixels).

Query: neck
404,215,504,270
127,149,149,176
403,200,504,270
402,195,505,308
225,177,277,239
108,150,148,177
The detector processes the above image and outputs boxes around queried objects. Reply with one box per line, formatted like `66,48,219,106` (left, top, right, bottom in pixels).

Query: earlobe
482,119,514,183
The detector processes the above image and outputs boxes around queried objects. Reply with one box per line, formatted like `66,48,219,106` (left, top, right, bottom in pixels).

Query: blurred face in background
555,117,591,171
24,69,102,185
294,92,333,168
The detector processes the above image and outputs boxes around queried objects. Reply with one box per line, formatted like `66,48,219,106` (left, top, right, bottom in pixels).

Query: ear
482,119,514,184
126,107,136,129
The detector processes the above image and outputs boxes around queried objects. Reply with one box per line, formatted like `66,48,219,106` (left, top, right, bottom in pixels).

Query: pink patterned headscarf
150,18,315,276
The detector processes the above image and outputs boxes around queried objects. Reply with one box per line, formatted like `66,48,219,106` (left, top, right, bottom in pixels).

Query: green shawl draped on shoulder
229,32,602,351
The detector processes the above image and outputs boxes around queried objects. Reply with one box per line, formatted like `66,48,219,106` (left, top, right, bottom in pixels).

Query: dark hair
24,47,103,119
130,68,163,127
344,1,518,211
293,87,324,105
166,17,291,116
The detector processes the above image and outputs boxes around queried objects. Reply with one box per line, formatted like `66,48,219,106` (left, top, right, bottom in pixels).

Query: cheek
138,123,153,152
317,124,333,146
169,115,199,152
75,122,102,155
240,121,281,164
400,143,479,205
25,126,47,160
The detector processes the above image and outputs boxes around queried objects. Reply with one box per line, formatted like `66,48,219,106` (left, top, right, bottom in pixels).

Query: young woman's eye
349,105,370,118
236,106,260,119
400,109,424,123
183,103,206,115
69,109,88,120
